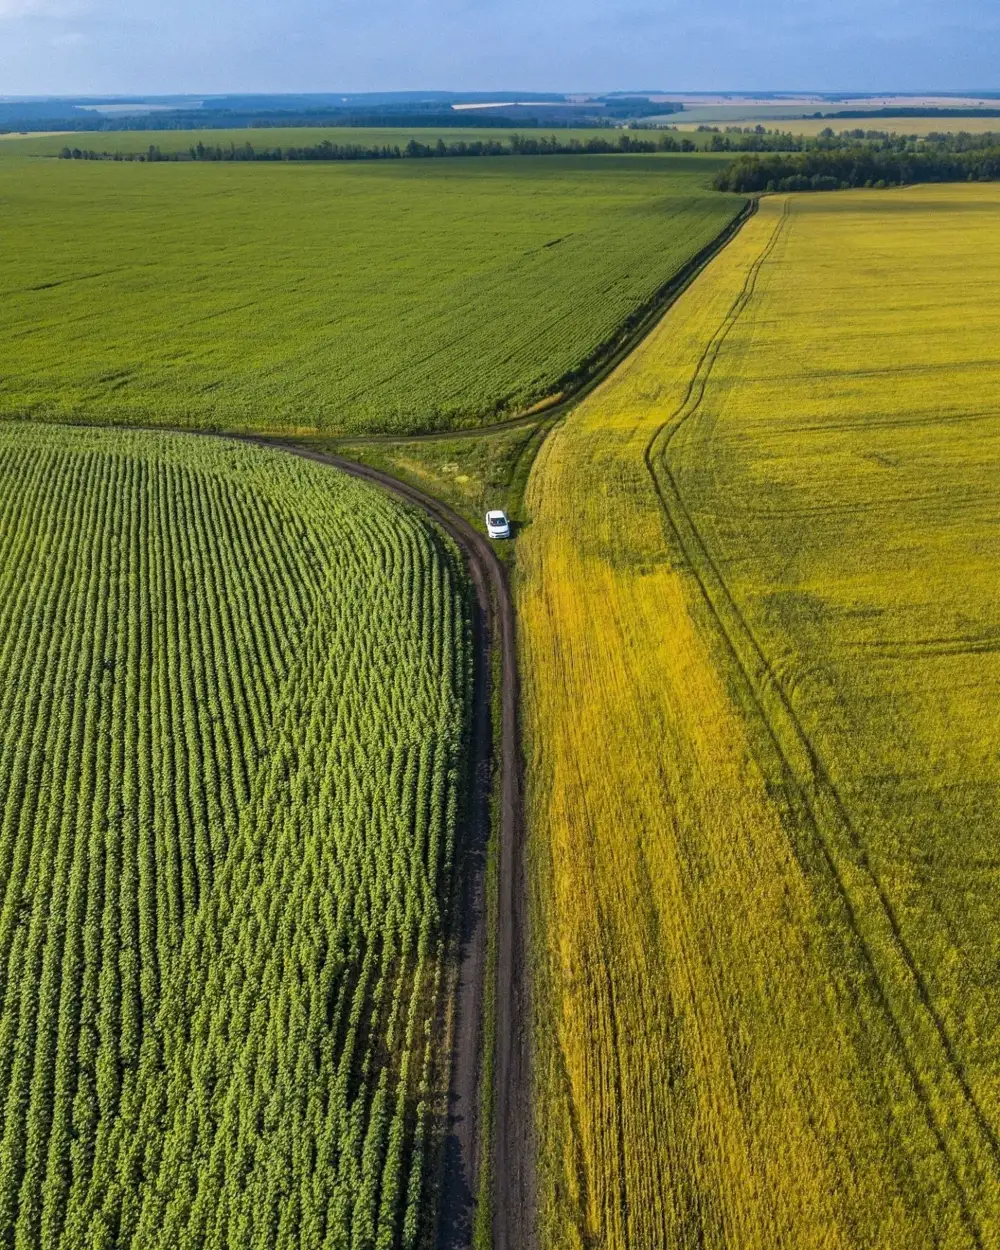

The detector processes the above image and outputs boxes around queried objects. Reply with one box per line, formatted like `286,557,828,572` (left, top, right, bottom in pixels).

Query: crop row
0,424,470,1248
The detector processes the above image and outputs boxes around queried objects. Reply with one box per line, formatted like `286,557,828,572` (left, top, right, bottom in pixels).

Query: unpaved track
235,440,533,1250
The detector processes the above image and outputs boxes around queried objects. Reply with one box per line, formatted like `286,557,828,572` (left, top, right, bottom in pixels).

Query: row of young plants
0,424,470,1248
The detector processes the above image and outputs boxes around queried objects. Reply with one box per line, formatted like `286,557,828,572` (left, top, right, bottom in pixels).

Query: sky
1,0,998,97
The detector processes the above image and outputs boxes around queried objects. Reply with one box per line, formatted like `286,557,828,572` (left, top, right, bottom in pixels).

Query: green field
0,150,740,435
8,96,1000,1250
0,422,469,1247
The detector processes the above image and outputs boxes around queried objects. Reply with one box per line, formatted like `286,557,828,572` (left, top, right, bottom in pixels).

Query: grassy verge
317,423,542,535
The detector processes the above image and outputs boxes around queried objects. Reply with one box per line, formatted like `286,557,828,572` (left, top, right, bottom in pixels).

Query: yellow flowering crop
519,187,1000,1248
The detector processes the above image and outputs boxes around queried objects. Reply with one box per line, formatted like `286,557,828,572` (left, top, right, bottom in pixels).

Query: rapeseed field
0,150,739,435
0,423,470,1248
519,187,1000,1247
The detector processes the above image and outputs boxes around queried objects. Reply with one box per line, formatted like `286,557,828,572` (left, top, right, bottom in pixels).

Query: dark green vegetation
825,106,1000,119
0,127,612,159
0,422,470,1248
715,131,1000,190
58,132,678,163
680,124,1000,152
0,149,740,436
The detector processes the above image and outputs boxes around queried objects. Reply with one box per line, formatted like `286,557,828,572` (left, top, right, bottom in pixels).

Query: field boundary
324,195,755,448
263,197,764,1250
644,198,999,1242
25,191,763,1250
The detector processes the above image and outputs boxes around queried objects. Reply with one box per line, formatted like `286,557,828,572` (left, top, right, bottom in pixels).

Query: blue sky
1,0,997,97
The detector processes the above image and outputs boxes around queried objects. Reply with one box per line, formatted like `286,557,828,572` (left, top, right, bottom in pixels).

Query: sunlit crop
0,423,469,1248
519,186,1000,1248
0,152,738,435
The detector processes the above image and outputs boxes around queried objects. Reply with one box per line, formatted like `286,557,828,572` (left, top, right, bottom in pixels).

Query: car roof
486,510,506,520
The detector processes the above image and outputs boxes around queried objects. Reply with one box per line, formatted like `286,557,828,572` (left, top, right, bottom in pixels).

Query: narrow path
89,420,529,1250
181,197,757,1250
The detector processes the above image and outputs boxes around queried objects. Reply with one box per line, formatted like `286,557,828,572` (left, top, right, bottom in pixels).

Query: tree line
58,132,700,164
15,109,613,134
675,124,1000,155
714,144,1000,193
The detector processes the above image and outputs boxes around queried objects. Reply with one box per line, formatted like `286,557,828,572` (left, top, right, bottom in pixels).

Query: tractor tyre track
644,199,995,1244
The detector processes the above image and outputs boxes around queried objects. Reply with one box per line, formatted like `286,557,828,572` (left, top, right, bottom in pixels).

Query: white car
485,509,510,539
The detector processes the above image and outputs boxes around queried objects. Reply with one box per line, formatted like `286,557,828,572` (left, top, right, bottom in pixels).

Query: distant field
668,113,1000,138
772,114,1000,138
0,130,71,143
0,422,469,1247
0,150,741,435
658,103,835,125
520,186,1000,1247
6,115,999,158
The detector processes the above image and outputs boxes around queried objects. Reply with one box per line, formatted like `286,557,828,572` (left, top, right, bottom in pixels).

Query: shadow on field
436,1133,476,1250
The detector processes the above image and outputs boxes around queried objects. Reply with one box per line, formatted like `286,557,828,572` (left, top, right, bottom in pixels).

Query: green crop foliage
0,421,470,1249
0,149,740,435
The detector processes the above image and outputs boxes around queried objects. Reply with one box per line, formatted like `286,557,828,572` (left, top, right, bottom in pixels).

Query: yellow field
518,186,1000,1248
0,130,69,141
671,115,1000,138
789,115,1000,137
